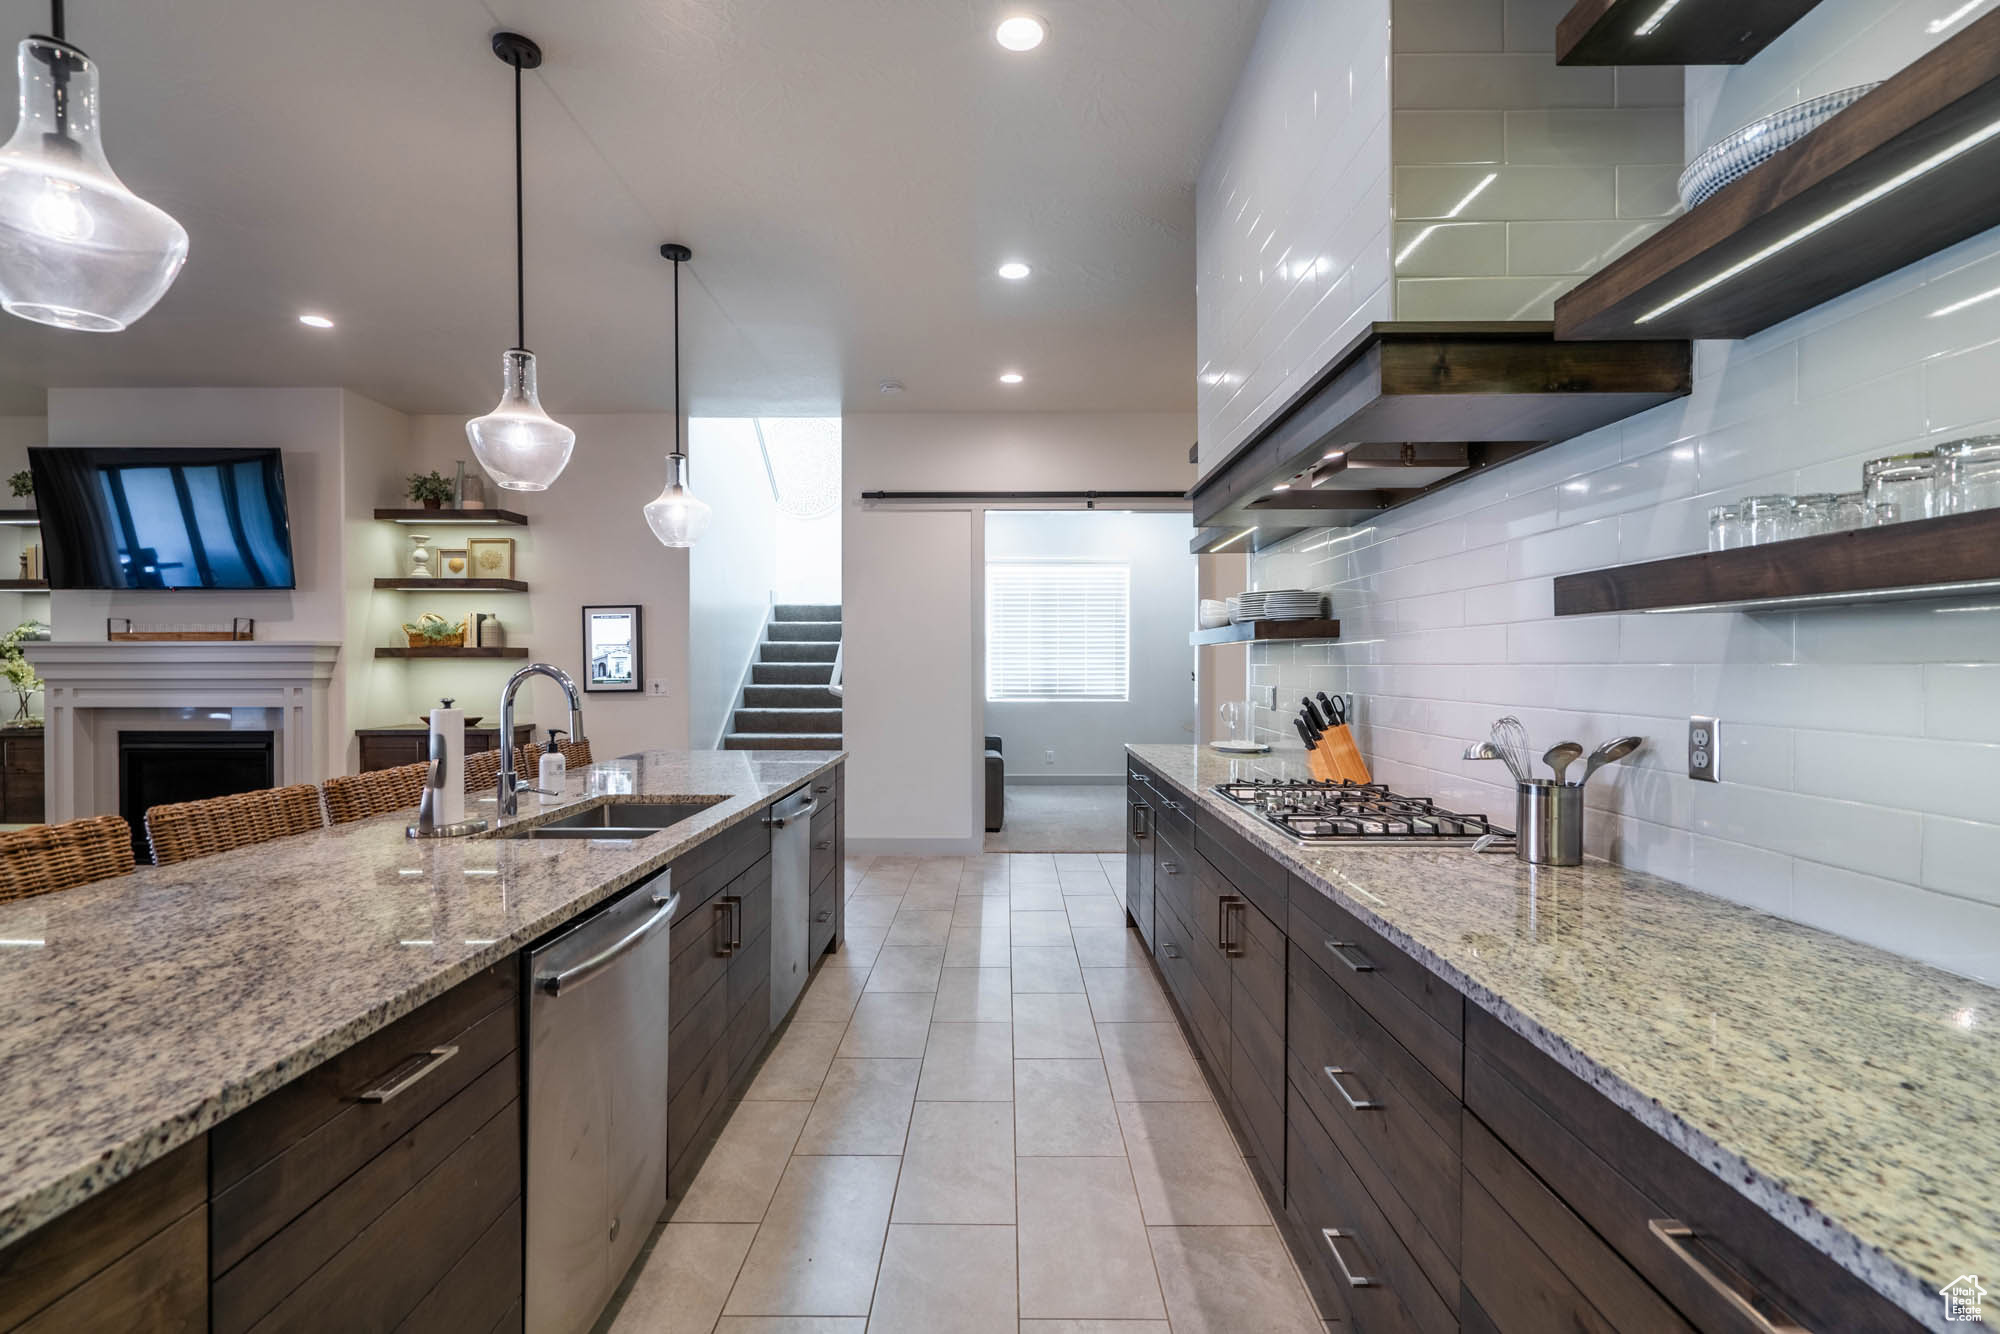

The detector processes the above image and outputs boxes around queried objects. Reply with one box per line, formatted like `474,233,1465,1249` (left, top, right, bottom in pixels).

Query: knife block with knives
1297,693,1371,784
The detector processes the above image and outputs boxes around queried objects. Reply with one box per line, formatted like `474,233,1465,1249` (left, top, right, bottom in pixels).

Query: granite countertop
1127,744,1997,1333
0,747,842,1251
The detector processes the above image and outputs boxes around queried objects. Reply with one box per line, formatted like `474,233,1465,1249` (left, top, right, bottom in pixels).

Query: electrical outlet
1044,749,1055,765
1688,716,1719,782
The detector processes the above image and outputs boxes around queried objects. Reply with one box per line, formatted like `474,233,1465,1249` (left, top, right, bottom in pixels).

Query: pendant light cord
50,0,64,41
672,256,684,460
513,57,526,352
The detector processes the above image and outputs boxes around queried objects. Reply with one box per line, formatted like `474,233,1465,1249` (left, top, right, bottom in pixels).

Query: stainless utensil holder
1515,780,1583,866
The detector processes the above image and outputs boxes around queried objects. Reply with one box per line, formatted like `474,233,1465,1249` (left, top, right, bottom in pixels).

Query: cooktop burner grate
1211,779,1511,847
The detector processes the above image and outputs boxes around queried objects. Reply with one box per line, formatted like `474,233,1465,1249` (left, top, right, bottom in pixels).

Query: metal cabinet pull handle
730,895,745,951
1320,1229,1379,1288
1324,938,1374,973
1648,1220,1809,1333
816,909,833,924
1131,803,1150,839
1323,1066,1383,1111
814,783,831,794
715,898,736,957
814,839,832,851
357,1044,458,1103
1161,942,1181,959
1216,895,1245,956
1160,861,1179,875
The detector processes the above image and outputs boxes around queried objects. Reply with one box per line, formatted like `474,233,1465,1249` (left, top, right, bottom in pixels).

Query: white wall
843,412,1195,851
687,418,779,748
401,415,691,754
774,509,841,605
1247,0,2000,984
1197,551,1248,743
983,511,1197,782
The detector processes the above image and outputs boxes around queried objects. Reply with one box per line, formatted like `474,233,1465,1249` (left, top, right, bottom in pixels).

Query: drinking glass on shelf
1791,493,1840,538
1934,435,2000,514
1707,503,1747,551
1741,494,1797,545
1830,492,1871,531
1862,451,1940,525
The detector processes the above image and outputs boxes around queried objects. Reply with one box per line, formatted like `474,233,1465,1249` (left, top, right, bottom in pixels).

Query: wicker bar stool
0,814,136,903
464,738,588,793
145,783,327,867
321,762,428,826
464,749,501,791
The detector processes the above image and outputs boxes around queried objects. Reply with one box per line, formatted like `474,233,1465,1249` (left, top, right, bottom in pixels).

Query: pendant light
0,0,188,331
643,242,711,548
465,31,574,492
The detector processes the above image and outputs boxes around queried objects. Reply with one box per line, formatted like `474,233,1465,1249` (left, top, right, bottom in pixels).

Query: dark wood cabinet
1124,763,1156,949
355,724,533,773
0,727,41,824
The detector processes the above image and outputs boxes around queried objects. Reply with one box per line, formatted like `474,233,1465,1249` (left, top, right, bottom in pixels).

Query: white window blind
986,562,1130,702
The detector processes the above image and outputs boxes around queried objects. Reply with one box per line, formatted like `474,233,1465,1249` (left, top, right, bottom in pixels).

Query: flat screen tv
29,446,297,591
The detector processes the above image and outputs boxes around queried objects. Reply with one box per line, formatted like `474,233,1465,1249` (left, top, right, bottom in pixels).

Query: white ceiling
0,0,1264,418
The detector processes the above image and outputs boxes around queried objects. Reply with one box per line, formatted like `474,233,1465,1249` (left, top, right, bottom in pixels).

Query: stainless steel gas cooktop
1212,778,1512,848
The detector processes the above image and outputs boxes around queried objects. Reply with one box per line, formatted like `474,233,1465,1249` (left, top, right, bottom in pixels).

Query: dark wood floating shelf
372,578,528,592
1556,0,1822,66
1191,322,1690,553
1557,9,2000,340
1554,509,2000,614
0,510,37,526
374,646,530,659
372,508,529,526
1190,619,1341,646
0,580,47,590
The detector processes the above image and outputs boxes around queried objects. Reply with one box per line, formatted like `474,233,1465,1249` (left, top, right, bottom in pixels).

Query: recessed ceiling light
298,313,334,329
997,260,1032,281
995,16,1046,51
998,371,1024,385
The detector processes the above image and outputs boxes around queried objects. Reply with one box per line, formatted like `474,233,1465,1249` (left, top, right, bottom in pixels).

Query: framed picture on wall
582,604,642,693
465,536,515,580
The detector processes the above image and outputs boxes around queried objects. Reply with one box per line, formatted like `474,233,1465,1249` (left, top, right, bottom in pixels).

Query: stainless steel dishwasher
525,871,678,1334
765,786,816,1024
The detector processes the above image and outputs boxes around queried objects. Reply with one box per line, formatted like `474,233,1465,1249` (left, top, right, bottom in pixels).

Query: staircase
722,604,843,751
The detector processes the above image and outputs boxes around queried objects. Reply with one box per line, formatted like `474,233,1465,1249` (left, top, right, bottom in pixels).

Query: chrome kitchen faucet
498,663,586,817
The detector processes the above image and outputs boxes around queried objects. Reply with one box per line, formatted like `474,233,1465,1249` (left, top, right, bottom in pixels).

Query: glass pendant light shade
0,37,187,332
643,453,711,548
465,348,575,491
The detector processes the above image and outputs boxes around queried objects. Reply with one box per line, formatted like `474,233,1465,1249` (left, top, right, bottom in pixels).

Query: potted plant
402,611,466,649
406,470,455,510
7,471,30,500
0,620,43,725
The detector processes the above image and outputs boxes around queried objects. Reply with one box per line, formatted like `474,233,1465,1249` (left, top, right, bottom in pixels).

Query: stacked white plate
1230,589,1322,623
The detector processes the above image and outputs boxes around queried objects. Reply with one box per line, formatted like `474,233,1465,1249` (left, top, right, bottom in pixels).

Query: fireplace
119,730,276,863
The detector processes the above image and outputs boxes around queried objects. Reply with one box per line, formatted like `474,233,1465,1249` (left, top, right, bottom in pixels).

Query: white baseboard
1006,774,1123,786
848,835,986,856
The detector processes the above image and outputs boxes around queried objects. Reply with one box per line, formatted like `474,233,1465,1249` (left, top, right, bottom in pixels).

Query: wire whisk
1491,716,1533,784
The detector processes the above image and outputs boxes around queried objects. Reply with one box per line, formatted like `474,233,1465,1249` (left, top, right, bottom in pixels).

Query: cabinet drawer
1288,879,1462,1096
1,740,41,774
1196,806,1286,929
1465,1008,1921,1334
1151,897,1195,1018
809,802,838,886
1150,779,1195,846
1230,1013,1285,1195
1290,943,1459,1296
209,961,516,1269
668,975,727,1100
393,1197,522,1334
809,773,838,802
1154,828,1194,927
810,877,837,959
1462,1112,1692,1334
1287,1083,1457,1334
669,899,734,1022
668,1028,732,1172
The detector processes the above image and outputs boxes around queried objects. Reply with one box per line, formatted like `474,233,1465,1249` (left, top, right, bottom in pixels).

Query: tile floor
605,852,1325,1334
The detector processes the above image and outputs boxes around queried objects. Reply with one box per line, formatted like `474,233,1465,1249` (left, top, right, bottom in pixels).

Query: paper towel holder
408,698,490,839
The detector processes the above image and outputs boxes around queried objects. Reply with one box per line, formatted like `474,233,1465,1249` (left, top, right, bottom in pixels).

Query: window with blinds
986,562,1130,702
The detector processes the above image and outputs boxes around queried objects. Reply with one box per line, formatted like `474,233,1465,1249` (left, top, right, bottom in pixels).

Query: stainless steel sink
497,800,719,840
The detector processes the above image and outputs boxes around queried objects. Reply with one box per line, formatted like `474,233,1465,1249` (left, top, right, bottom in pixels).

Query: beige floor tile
960,870,1013,896
851,872,912,896
869,1224,1018,1333
714,1318,867,1333
723,1156,899,1317
608,1221,757,1334
1053,853,1107,873
1081,967,1173,1023
1013,1059,1126,1157
946,923,1012,966
1009,854,1059,880
953,898,1014,928
884,909,953,948
795,1058,920,1155
932,967,1014,1021
1016,1158,1166,1320
1097,1023,1210,1102
1019,1323,1169,1333
1009,883,1068,912
745,1021,847,1101
791,965,869,1024
1011,993,1102,1060
669,1100,811,1222
1147,1226,1320,1333
837,992,934,1058
842,897,901,932
892,1101,1015,1224
1116,1101,1269,1225
864,945,945,994
1064,896,1130,929
909,856,965,883
1057,869,1112,895
1071,926,1147,969
916,1021,1013,1101
1011,910,1075,947
822,931,882,971
898,881,960,911
1011,945,1085,993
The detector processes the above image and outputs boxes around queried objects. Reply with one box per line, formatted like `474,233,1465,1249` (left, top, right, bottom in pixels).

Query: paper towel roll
428,700,465,827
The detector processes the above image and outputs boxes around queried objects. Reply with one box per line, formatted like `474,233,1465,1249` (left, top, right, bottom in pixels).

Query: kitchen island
0,747,844,1333
1124,743,1997,1334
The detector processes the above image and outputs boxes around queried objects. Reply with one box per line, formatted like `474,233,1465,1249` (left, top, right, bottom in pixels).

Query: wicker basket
405,627,466,648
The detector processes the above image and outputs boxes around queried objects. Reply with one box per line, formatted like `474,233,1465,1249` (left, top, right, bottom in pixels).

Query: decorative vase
407,534,435,579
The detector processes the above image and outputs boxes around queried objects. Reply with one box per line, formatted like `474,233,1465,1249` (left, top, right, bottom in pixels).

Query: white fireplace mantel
34,641,342,822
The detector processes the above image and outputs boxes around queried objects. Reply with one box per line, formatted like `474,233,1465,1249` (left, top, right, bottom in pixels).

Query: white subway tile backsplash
1392,221,1508,277
1794,732,2000,827
1790,861,2000,985
1396,276,1580,320
1614,164,1683,218
1506,219,1664,275
1692,783,1923,884
1395,165,1616,220
1692,664,1928,736
1921,816,2000,909
1500,0,1569,51
1391,0,1505,51
1614,65,1685,107
1503,109,1683,165
1392,111,1505,164
1392,53,1616,110
1688,836,1794,916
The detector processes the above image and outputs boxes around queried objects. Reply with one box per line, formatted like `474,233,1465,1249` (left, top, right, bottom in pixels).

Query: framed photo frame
438,546,469,579
582,604,643,693
465,536,515,580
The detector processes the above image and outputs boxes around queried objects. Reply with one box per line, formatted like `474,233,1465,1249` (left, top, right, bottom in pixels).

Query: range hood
1191,322,1691,553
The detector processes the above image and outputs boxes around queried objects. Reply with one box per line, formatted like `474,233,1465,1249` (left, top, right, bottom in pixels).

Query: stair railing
828,636,843,699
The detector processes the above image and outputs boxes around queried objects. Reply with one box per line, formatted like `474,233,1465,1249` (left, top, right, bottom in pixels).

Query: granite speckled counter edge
1126,743,1996,1333
0,748,843,1252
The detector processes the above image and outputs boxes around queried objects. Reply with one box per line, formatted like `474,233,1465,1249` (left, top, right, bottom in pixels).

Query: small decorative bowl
1678,83,1881,211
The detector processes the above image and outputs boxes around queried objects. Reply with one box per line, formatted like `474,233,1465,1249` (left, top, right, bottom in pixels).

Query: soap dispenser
538,728,567,798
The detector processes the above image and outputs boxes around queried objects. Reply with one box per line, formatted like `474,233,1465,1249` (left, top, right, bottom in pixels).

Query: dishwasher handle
535,892,680,996
763,795,817,829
